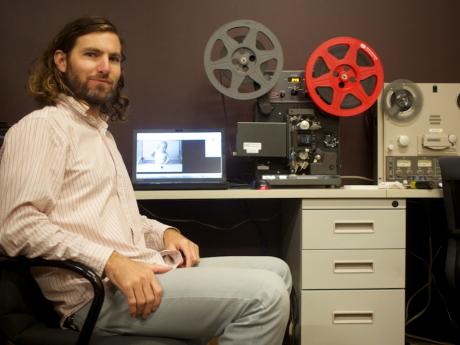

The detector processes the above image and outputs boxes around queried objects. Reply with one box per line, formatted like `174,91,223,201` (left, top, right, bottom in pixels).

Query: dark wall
1,0,459,182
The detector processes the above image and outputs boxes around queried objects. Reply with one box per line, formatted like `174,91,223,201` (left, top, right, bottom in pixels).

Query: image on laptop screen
132,129,227,189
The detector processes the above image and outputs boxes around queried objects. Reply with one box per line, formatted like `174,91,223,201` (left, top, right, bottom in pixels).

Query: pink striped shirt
0,95,182,323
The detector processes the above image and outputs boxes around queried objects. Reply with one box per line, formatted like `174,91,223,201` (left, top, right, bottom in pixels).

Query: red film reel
305,37,384,116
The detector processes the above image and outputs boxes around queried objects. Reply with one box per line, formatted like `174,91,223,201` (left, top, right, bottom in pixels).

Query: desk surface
135,186,443,200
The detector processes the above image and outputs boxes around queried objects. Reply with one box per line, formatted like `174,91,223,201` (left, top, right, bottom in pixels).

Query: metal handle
334,260,374,273
334,221,374,234
333,311,374,324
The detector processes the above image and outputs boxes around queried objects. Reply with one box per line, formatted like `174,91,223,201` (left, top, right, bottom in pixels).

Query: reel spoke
219,31,239,54
332,89,347,110
242,27,258,49
248,68,267,87
321,52,339,70
351,83,370,104
343,40,360,66
357,66,378,81
230,72,246,91
209,57,231,71
257,50,279,64
310,72,332,88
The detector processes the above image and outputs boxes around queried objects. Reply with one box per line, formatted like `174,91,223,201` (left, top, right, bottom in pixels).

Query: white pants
73,256,292,345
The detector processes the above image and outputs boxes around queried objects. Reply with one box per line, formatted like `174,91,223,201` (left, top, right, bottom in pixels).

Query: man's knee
252,270,290,316
270,257,291,278
261,256,292,291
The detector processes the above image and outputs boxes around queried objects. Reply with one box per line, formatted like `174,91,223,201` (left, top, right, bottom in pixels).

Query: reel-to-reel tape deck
204,19,385,187
377,80,460,188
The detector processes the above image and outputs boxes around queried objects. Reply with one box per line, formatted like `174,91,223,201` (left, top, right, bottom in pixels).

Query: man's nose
97,56,110,73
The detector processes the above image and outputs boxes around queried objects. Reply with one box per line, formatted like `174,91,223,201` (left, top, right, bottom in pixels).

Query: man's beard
64,70,117,107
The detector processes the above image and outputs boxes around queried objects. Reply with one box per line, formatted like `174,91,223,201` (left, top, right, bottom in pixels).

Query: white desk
135,187,443,345
135,186,442,200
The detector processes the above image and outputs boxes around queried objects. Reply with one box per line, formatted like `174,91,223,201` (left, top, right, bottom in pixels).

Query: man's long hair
28,16,129,121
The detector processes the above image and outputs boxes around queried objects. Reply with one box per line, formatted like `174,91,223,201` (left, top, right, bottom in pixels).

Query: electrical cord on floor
405,332,454,345
405,234,433,327
139,203,281,231
405,199,458,345
408,245,459,330
431,275,459,330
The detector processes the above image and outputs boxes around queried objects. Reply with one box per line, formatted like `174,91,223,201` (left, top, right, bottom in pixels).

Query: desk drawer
302,209,405,249
301,289,405,345
302,249,405,289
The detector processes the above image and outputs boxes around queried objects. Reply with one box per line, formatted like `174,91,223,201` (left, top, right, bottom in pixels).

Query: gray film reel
382,79,423,122
204,19,284,100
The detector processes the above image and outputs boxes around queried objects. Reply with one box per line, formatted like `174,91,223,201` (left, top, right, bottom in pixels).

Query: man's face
54,32,122,107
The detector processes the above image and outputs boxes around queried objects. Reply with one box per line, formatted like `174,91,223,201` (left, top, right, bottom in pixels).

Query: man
0,17,291,344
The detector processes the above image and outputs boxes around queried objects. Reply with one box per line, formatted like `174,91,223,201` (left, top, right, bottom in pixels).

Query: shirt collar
57,94,109,132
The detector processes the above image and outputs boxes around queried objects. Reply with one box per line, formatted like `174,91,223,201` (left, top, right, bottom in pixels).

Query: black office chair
438,157,460,289
0,255,190,345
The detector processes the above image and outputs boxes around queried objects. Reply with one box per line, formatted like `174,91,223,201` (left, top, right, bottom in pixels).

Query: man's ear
54,50,67,73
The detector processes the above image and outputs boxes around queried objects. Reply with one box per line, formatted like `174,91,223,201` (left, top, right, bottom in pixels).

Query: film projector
377,80,460,188
204,20,384,187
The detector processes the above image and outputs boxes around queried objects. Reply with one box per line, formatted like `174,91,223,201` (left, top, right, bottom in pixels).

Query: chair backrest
438,156,460,289
439,157,460,238
0,257,79,345
0,256,191,345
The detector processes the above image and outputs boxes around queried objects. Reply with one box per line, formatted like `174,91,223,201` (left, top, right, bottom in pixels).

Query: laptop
132,129,228,190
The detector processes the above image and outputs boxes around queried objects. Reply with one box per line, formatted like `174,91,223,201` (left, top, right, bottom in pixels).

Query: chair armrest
0,256,104,345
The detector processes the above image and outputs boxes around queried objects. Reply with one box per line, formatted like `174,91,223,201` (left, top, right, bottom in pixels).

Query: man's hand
104,251,171,319
163,228,200,267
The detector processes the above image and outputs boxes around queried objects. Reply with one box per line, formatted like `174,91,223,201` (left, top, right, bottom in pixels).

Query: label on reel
305,36,384,116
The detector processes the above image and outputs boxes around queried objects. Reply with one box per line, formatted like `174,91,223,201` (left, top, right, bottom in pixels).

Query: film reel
382,79,423,122
204,20,284,100
305,37,384,116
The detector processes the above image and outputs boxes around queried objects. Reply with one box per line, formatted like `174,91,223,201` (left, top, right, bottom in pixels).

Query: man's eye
85,52,97,57
110,56,121,63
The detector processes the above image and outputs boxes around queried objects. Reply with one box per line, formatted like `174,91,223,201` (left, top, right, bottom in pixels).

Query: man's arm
0,117,112,275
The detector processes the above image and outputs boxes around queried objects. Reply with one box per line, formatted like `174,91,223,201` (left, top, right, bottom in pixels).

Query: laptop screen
132,129,226,185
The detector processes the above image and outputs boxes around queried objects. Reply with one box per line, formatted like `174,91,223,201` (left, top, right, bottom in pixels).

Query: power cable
139,203,280,231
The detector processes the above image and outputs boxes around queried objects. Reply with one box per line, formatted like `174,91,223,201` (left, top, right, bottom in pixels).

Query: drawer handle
334,221,374,234
334,260,374,273
333,311,374,324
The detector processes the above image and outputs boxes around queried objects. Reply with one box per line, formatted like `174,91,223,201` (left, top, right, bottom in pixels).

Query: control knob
398,135,410,147
297,120,310,130
298,150,309,160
